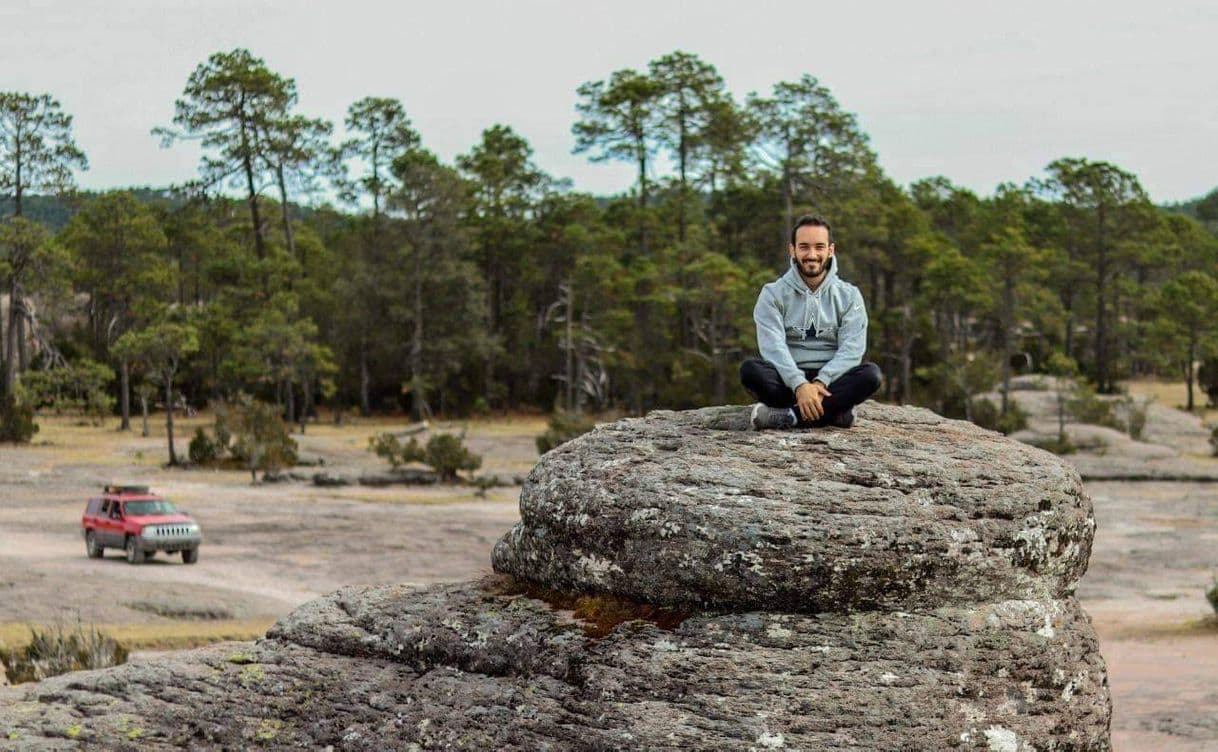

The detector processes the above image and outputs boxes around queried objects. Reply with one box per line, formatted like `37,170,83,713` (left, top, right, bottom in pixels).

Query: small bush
369,431,481,483
1066,383,1125,431
0,394,38,443
1207,580,1218,616
969,398,1028,435
536,411,597,453
0,622,128,684
229,399,298,483
1025,435,1077,455
422,434,481,482
1125,397,1150,441
188,427,219,465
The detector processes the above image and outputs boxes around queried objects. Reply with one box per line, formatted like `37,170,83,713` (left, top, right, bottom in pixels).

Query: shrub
188,427,219,465
1025,435,1077,455
369,431,481,483
1207,579,1218,616
1066,383,1125,431
424,434,482,482
229,399,298,483
1124,397,1150,441
536,411,597,454
969,398,1028,435
0,394,38,443
0,622,127,684
19,360,115,425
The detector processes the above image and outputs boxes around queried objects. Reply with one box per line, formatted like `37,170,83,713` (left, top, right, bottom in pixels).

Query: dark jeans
740,358,883,426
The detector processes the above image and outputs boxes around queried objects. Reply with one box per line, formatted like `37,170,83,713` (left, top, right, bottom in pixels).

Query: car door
100,500,121,546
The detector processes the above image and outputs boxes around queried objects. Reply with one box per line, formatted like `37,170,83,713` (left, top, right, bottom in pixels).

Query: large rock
494,403,1094,613
0,404,1110,750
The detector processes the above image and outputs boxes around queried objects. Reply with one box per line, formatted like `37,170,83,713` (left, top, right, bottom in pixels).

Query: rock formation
0,403,1110,750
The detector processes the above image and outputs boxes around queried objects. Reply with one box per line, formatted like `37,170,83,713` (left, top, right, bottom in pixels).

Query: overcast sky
3,0,1215,203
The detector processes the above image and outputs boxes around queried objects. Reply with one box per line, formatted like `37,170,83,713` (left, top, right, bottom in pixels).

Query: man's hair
790,214,833,245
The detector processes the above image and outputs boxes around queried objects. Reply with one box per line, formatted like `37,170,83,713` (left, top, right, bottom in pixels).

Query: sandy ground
2,404,1217,750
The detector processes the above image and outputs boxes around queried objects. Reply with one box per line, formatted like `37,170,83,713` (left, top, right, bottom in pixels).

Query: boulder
494,403,1094,613
0,404,1111,750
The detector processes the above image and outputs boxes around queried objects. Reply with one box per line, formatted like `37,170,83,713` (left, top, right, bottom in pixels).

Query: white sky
2,0,1215,203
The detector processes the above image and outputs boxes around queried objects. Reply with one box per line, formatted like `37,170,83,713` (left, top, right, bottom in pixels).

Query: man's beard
799,259,826,280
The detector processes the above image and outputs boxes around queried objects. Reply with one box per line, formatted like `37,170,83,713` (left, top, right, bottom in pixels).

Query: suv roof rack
104,484,151,495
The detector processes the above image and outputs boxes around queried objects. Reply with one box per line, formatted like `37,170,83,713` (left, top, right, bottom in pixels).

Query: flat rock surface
494,403,1095,612
0,580,1109,751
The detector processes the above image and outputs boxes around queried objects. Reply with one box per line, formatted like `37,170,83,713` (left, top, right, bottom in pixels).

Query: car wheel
125,536,145,565
182,548,199,565
85,531,103,559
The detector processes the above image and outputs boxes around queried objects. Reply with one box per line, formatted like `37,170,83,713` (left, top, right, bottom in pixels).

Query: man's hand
794,381,831,422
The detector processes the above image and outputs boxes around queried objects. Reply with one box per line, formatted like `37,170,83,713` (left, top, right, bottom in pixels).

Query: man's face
789,225,835,282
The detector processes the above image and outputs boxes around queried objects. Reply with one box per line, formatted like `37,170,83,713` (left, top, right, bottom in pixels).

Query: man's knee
860,362,883,394
739,357,770,388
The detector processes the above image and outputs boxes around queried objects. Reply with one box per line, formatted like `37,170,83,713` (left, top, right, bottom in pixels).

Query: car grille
152,525,196,537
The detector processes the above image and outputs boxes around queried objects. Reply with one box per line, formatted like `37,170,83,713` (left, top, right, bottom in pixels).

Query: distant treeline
2,49,1217,430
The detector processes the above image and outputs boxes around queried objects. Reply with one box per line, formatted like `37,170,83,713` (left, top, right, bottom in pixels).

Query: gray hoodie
752,256,868,392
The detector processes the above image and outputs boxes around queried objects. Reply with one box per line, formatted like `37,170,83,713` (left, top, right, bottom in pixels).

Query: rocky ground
0,391,1216,750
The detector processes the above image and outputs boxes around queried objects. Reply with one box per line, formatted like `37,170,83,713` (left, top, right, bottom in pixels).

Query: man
742,214,882,429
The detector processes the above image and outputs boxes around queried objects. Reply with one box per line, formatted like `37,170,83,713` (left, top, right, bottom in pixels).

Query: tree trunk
15,304,26,373
140,392,150,437
275,164,298,265
299,372,311,434
565,283,575,413
165,376,177,466
2,280,15,395
1094,204,1109,392
677,112,688,243
119,359,131,431
359,339,371,416
410,245,428,422
1000,268,1014,415
285,378,296,426
1186,334,1197,412
635,135,649,255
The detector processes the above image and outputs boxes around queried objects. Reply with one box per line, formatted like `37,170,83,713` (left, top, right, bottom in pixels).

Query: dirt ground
1,402,1216,750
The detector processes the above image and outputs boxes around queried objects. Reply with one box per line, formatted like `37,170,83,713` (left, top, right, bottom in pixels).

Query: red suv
81,484,202,564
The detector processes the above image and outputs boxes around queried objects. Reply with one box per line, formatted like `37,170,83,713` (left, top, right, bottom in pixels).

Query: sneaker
750,404,795,430
827,409,855,429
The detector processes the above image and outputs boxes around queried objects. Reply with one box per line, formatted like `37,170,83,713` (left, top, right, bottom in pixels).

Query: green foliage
228,399,298,483
188,427,219,465
20,359,115,423
0,394,38,442
1025,435,1078,455
8,51,1218,431
368,432,418,469
369,431,481,483
536,412,597,454
0,621,127,684
1066,383,1125,431
969,398,1028,435
1206,579,1218,615
422,434,482,482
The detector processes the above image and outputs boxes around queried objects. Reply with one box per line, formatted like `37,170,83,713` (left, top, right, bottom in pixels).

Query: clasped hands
794,381,832,422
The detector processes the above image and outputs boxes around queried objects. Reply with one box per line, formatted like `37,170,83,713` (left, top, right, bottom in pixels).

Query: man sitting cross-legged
742,214,882,430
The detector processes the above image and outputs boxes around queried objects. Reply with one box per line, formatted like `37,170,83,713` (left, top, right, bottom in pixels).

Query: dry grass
1123,379,1218,424
0,618,275,653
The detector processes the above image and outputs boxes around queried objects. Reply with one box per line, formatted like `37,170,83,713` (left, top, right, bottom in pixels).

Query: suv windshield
123,500,178,516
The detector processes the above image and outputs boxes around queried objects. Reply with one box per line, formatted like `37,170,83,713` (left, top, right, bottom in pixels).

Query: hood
128,513,195,526
782,255,839,294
